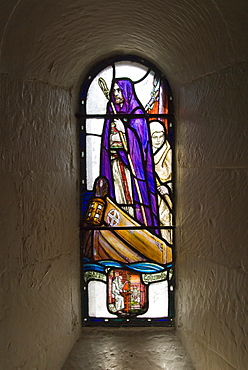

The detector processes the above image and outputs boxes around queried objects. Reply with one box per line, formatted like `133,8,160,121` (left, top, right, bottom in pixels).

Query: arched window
79,56,175,326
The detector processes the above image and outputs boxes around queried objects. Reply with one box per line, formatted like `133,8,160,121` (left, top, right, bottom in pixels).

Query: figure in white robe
150,121,173,248
112,275,126,312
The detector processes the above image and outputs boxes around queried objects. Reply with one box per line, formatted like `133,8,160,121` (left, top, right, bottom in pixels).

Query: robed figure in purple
101,78,160,234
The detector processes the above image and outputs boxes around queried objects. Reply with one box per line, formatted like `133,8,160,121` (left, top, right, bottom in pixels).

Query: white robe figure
150,121,173,249
112,276,125,312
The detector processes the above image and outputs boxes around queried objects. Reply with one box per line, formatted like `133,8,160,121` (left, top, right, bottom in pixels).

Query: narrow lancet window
79,56,175,325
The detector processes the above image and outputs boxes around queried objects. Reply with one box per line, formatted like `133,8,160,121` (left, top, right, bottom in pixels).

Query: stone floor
62,327,194,370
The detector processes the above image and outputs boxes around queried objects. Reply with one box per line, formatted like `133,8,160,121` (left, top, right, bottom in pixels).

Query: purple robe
101,79,159,232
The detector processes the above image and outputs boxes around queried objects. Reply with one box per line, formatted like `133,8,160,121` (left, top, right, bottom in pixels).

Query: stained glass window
79,56,175,326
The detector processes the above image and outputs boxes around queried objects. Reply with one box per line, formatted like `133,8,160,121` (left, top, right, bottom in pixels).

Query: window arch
79,56,175,326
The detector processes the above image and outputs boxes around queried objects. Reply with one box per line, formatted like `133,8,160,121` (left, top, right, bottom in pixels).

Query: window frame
78,55,175,326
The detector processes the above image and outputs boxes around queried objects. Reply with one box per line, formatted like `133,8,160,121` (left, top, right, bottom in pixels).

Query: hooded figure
101,78,159,232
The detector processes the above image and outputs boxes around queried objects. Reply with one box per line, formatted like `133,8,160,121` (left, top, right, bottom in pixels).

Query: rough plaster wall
0,0,247,369
0,73,80,369
177,61,248,369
